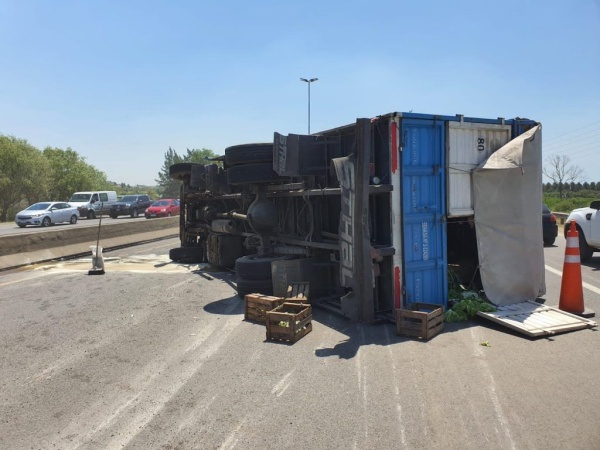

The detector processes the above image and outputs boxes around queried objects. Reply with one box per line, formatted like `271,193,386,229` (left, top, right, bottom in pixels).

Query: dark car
543,203,558,246
109,194,153,218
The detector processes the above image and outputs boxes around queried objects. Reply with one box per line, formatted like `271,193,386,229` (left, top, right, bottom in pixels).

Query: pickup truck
109,194,154,218
565,200,600,262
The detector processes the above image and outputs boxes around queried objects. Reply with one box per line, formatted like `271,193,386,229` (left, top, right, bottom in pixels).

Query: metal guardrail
553,212,569,224
0,217,179,270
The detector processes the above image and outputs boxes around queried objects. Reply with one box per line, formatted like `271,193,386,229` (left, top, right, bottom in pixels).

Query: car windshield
26,203,52,210
151,200,170,206
69,194,90,201
120,196,138,202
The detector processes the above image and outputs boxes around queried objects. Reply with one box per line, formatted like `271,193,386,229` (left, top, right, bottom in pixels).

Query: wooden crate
244,294,285,324
266,302,312,343
396,302,444,340
286,281,310,303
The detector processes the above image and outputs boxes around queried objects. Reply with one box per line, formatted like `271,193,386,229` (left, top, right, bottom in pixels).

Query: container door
447,122,511,217
401,118,447,308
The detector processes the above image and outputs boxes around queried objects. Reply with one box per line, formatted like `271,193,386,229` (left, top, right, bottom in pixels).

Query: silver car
15,202,80,228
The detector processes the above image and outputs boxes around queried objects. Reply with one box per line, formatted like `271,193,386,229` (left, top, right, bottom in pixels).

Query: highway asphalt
0,237,598,449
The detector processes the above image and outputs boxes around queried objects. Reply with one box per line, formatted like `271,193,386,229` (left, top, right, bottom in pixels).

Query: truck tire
225,143,273,166
234,254,292,280
227,163,285,185
235,277,274,297
169,246,204,263
206,164,220,192
170,163,194,181
190,164,206,189
87,210,96,220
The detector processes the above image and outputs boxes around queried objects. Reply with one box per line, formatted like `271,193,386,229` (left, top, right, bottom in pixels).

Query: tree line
543,182,600,193
0,133,219,222
0,134,114,222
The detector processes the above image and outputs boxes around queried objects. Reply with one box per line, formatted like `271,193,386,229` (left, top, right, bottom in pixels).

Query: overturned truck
169,112,543,323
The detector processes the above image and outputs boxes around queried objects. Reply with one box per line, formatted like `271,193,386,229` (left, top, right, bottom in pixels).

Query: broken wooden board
477,301,597,338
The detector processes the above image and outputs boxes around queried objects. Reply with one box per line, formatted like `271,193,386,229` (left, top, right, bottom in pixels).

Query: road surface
0,238,598,449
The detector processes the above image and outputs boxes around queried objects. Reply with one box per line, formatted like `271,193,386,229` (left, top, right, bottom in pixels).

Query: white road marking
545,265,600,295
470,328,517,450
271,371,293,397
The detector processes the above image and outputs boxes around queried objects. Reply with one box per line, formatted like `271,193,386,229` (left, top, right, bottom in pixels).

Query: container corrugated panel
447,122,512,217
401,118,447,309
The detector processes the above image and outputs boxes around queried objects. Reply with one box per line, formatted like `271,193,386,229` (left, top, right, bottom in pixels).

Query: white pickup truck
565,200,600,262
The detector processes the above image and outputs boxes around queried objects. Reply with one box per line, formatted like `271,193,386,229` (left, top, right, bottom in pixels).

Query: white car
15,202,80,228
564,200,600,262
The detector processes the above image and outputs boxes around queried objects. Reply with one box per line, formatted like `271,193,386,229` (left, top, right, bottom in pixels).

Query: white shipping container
447,121,512,216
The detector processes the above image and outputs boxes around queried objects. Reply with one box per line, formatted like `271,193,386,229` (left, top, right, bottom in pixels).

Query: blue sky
1,0,598,186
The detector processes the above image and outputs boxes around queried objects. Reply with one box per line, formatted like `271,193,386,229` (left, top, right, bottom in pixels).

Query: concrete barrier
0,217,179,270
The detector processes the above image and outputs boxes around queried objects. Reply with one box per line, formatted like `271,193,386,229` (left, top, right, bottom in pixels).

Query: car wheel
225,143,273,166
227,163,285,185
87,210,96,220
41,217,51,227
131,208,139,218
70,214,78,225
235,277,274,297
543,238,555,246
578,231,594,263
18,224,26,228
110,214,118,219
169,246,205,263
167,212,172,217
566,222,594,262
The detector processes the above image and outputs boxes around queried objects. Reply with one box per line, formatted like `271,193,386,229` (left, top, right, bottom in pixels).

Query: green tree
43,147,111,201
0,135,50,221
155,147,220,198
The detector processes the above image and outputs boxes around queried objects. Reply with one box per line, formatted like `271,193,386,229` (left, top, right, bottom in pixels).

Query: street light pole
300,77,318,134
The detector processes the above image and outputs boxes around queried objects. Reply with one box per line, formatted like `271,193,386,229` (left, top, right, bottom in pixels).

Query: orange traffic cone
559,221,585,314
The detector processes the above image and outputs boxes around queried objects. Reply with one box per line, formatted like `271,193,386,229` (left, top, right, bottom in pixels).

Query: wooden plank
477,301,597,337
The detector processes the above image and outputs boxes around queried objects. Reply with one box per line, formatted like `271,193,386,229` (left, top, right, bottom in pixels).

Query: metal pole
307,81,311,134
300,77,318,135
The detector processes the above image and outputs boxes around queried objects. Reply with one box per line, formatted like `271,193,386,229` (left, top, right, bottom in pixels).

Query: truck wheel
225,143,273,166
543,238,555,246
227,163,285,185
87,210,96,220
235,277,274,297
169,246,205,263
234,254,292,280
110,214,118,219
170,163,194,181
206,164,220,192
190,164,206,189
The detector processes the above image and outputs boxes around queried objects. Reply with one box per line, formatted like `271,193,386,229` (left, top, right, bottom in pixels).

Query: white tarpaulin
473,125,545,306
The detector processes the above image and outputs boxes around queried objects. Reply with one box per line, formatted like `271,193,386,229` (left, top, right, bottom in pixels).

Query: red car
144,199,180,218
